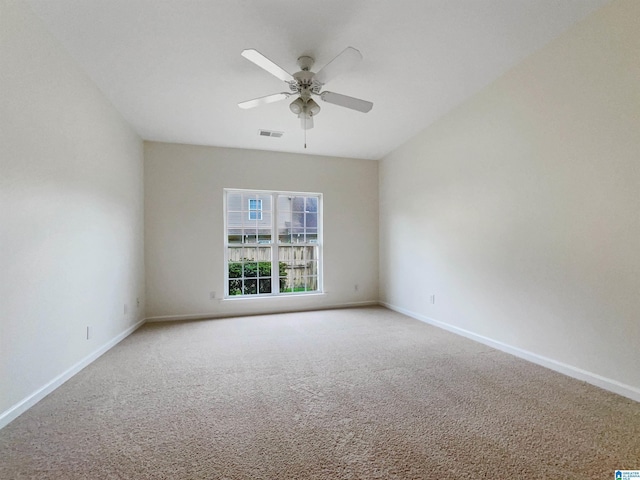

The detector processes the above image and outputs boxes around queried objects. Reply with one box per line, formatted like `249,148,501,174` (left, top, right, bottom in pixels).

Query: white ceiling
26,0,609,160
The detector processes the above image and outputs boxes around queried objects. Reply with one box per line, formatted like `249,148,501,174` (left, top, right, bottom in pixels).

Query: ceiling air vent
258,129,284,138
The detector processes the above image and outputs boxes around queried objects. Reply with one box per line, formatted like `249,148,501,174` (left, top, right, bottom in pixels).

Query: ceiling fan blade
238,92,291,109
241,49,295,83
320,91,373,113
313,47,363,85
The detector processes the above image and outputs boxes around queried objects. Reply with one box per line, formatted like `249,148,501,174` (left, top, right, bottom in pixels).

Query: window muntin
225,189,322,297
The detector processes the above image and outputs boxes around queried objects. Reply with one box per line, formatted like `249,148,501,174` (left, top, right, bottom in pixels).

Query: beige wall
144,142,378,319
0,0,145,423
380,0,640,399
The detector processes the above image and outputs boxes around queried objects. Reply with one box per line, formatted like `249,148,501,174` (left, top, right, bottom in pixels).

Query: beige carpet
1,307,639,479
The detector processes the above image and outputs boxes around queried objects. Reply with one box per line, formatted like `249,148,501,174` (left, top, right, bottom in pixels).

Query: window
225,189,322,297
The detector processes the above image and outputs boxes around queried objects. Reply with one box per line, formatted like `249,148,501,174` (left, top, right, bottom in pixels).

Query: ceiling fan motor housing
297,55,314,71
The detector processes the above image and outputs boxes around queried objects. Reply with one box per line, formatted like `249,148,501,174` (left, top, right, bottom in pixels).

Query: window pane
227,193,243,211
228,262,242,279
243,232,257,244
306,229,318,243
306,276,318,292
242,193,257,210
305,197,318,213
291,211,304,229
277,195,292,212
228,211,242,226
259,279,271,294
243,247,257,261
244,279,257,295
308,260,319,276
228,233,242,244
278,246,293,264
278,247,293,292
257,212,272,242
303,246,317,261
304,212,318,228
229,280,242,295
278,232,291,244
243,262,257,278
227,207,243,244
257,261,270,277
228,247,242,264
257,247,270,262
292,196,305,212
277,209,291,244
257,194,271,211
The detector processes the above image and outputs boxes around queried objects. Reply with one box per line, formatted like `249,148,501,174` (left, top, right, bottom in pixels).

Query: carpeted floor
1,306,639,479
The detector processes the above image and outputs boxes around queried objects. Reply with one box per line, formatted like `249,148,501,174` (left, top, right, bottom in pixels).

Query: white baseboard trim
145,300,379,323
381,302,640,403
0,318,146,430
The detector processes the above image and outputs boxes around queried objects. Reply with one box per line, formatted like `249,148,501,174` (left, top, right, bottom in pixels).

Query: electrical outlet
429,294,436,305
86,326,91,340
210,291,216,299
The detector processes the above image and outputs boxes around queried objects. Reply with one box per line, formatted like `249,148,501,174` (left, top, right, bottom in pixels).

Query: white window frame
224,188,323,299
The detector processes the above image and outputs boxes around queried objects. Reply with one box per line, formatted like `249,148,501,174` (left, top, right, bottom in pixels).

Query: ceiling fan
238,47,373,130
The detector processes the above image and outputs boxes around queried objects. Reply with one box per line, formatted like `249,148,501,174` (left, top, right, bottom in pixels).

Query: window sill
222,292,326,301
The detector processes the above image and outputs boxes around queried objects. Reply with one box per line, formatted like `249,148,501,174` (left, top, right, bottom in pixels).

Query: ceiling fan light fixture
299,113,314,130
289,97,304,115
306,98,320,116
